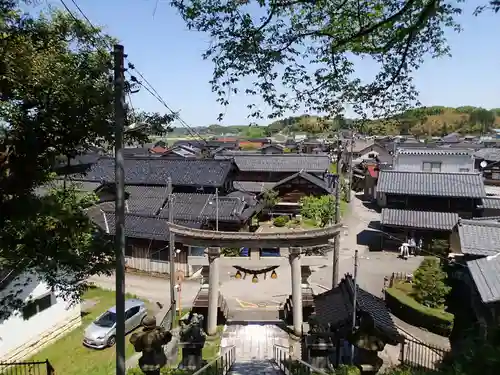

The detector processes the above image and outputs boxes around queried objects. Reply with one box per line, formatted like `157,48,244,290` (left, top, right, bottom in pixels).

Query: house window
459,168,470,173
22,293,54,320
422,162,441,172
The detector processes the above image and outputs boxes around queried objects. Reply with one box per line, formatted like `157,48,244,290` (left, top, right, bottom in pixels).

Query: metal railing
400,337,449,371
191,345,236,375
0,360,54,375
273,344,328,375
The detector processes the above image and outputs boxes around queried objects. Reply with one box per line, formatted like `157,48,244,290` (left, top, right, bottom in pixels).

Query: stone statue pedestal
179,343,205,371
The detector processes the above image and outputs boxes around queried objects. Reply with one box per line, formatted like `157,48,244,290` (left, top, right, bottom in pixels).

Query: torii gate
168,223,341,336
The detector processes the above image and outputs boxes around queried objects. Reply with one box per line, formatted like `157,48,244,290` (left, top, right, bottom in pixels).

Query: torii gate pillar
207,247,220,336
290,247,303,336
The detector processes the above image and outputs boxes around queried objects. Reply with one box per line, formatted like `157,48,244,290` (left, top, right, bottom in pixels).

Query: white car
83,299,147,349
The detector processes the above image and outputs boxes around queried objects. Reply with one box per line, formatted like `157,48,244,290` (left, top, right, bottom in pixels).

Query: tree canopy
0,2,143,318
171,0,468,121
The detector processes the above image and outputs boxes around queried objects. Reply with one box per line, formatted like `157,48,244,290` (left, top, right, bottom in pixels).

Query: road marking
235,298,259,308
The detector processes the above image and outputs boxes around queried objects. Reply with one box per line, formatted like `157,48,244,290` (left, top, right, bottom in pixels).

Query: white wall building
393,148,475,173
0,272,81,362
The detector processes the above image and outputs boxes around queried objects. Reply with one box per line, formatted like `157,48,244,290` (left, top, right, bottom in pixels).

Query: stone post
207,247,220,336
290,247,303,336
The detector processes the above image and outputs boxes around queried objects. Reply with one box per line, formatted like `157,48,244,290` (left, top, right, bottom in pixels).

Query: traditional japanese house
215,154,331,184
69,156,237,194
393,148,475,173
343,140,392,171
309,274,402,371
87,190,262,276
259,144,285,154
376,170,486,249
447,219,500,354
474,148,500,185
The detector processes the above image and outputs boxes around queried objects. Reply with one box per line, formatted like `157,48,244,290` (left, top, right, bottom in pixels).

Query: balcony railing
191,345,236,375
0,360,55,375
273,344,328,375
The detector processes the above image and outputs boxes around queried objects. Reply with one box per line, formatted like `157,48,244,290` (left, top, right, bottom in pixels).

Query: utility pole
167,177,177,322
331,136,342,288
113,44,126,375
346,130,354,203
215,187,219,231
351,249,359,364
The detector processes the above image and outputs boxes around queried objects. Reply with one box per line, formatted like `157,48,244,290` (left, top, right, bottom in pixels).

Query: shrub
385,286,453,336
413,257,451,309
273,216,289,227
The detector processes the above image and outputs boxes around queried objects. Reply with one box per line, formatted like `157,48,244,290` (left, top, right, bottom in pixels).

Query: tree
469,108,496,134
412,257,451,309
0,4,140,318
300,195,337,227
171,0,464,121
262,189,279,216
132,111,175,136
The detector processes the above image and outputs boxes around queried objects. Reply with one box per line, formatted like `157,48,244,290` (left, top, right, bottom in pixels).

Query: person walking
130,315,173,375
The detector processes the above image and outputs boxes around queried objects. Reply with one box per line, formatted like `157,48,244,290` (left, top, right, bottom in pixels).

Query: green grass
391,282,453,322
30,287,154,375
329,163,337,173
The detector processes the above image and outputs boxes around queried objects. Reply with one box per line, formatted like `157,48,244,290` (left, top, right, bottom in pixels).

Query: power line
58,0,207,144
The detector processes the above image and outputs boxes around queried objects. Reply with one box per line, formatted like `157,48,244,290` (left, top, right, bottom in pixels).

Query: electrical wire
58,0,207,145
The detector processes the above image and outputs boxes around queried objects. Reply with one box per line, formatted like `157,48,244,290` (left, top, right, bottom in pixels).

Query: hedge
385,287,454,337
273,216,289,227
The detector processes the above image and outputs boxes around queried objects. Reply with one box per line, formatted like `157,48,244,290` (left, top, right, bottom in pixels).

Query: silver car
83,299,148,349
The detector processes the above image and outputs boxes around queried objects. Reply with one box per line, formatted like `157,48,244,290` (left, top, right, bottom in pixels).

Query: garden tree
412,257,451,309
171,0,465,121
0,3,144,318
262,189,279,215
300,195,337,227
244,124,266,138
132,111,175,136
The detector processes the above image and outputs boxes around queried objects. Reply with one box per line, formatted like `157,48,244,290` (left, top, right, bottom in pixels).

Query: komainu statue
130,315,173,375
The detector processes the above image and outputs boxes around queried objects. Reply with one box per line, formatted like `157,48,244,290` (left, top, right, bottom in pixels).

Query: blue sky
45,0,500,126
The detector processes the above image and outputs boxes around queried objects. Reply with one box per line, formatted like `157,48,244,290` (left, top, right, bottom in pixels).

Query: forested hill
165,106,500,137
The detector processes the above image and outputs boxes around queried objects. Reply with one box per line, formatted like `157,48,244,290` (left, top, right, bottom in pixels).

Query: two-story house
393,148,475,173
376,148,486,251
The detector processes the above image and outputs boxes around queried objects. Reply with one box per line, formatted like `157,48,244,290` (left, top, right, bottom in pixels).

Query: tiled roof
458,219,500,256
482,198,500,210
273,171,333,193
216,154,330,173
377,170,485,198
102,212,201,241
381,209,459,231
233,181,276,193
467,254,500,303
72,157,234,187
396,148,473,156
157,193,247,222
474,148,500,162
314,274,401,344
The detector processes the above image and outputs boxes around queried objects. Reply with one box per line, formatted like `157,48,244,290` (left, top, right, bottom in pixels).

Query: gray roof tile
467,255,500,303
482,198,500,209
377,170,485,198
474,148,500,162
381,209,459,230
396,148,473,156
157,193,247,222
273,171,333,194
102,212,201,241
233,181,276,193
72,157,233,187
216,154,331,173
314,274,401,343
458,219,500,256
